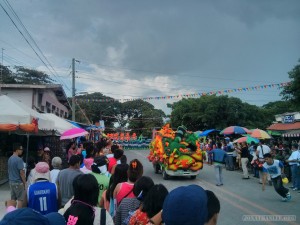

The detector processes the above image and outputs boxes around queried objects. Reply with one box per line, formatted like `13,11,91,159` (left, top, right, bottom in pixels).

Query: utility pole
72,58,76,121
0,48,4,94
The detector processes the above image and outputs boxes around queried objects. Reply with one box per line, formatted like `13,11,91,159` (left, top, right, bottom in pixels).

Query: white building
0,84,70,118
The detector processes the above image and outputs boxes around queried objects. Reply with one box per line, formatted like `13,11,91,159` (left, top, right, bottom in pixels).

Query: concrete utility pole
72,58,76,121
0,48,4,94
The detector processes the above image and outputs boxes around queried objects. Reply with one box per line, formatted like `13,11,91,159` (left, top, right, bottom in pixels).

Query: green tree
121,99,166,137
280,60,300,104
0,65,16,83
169,95,273,131
74,92,121,128
14,66,54,84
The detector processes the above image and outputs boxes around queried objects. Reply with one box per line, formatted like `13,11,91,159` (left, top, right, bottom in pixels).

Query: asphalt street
0,149,299,225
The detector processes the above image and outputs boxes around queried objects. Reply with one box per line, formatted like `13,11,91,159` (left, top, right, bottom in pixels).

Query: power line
79,59,270,83
0,1,72,108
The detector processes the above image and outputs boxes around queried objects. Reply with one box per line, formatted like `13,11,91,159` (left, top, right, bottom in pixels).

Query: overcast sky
0,0,299,114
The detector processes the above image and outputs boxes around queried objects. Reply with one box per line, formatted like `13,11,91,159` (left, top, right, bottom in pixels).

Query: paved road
0,149,299,225
127,150,300,225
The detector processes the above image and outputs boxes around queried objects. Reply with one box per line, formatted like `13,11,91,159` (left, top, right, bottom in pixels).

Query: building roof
0,83,70,109
267,122,300,131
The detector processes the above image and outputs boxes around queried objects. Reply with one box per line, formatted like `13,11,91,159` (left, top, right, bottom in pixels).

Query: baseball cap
32,162,50,181
162,185,208,225
44,147,50,152
0,208,65,225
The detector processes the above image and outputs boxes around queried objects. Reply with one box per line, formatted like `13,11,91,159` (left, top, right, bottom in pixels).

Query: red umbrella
60,128,88,140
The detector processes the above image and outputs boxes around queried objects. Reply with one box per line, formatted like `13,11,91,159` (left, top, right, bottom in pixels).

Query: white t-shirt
50,169,60,183
263,160,283,179
257,144,271,158
288,150,300,166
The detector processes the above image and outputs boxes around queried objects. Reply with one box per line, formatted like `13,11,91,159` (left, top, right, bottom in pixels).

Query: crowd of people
203,137,300,202
2,137,220,225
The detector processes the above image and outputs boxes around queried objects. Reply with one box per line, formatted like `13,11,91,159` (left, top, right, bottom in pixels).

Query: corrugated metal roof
267,122,300,131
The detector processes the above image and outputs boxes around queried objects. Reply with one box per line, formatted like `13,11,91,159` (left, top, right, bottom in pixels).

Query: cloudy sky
0,0,299,114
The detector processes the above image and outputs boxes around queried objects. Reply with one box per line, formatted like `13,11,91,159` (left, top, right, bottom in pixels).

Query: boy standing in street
209,142,227,186
262,153,291,202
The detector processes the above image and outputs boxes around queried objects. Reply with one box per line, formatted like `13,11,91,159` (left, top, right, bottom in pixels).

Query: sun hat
162,185,208,225
44,147,50,152
0,208,65,225
33,162,50,181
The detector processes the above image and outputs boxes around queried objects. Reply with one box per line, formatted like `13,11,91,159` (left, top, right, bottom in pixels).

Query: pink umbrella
60,127,88,140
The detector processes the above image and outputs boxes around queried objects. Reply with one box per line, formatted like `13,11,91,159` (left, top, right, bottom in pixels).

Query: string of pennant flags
75,82,290,103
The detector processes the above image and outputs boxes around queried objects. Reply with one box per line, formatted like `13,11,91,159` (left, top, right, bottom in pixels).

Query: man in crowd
7,143,25,208
224,137,234,171
285,143,300,191
35,146,44,163
256,140,271,184
56,155,82,207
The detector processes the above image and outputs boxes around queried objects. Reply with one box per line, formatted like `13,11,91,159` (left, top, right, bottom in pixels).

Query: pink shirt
108,158,117,173
116,182,135,206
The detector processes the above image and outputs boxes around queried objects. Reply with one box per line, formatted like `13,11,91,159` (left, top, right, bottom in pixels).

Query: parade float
148,124,204,180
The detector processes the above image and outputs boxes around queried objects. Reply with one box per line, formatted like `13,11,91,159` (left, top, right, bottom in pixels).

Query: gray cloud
1,0,299,113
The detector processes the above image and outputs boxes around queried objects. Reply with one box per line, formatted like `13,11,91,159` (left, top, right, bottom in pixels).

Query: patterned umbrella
233,135,259,144
60,127,88,140
220,126,251,135
250,129,271,139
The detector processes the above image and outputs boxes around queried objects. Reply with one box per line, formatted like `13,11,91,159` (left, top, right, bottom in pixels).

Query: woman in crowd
66,141,76,162
60,174,114,225
106,164,129,217
115,176,154,225
113,159,144,207
129,184,168,225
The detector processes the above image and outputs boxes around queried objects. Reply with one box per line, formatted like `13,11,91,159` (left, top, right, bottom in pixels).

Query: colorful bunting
75,82,290,103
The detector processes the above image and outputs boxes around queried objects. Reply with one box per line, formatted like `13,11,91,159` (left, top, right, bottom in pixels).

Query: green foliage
280,59,300,104
169,95,274,131
0,65,54,84
0,65,16,83
122,99,166,136
14,66,54,84
74,93,121,128
262,100,300,115
75,95,166,137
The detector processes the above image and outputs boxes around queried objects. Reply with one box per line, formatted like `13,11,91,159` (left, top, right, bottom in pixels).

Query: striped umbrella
220,126,251,135
233,135,259,144
250,129,271,139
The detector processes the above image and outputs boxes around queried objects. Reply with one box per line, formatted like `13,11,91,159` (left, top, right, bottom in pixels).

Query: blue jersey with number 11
28,181,58,215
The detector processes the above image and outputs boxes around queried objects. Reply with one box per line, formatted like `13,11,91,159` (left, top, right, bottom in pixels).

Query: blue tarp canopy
198,129,220,137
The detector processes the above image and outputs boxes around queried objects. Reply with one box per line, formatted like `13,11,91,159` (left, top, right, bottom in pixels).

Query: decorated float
148,124,204,180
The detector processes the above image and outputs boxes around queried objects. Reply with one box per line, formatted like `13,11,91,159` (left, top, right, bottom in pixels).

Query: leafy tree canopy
0,65,54,85
169,95,273,131
280,59,300,104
